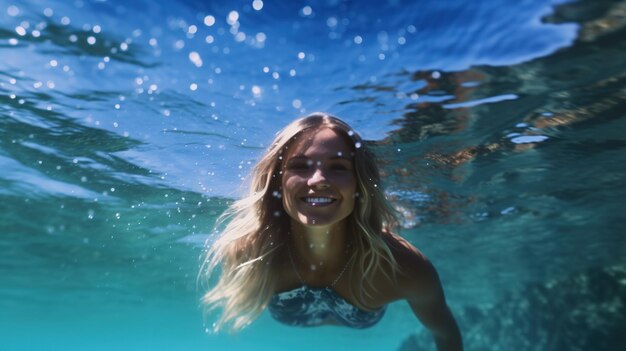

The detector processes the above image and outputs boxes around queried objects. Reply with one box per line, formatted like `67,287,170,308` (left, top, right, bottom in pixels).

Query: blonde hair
199,112,401,332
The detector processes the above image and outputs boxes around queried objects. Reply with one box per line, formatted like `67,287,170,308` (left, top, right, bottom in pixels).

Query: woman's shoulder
380,231,440,297
381,231,428,263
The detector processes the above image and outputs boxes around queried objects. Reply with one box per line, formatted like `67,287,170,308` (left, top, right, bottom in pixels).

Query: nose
307,168,329,188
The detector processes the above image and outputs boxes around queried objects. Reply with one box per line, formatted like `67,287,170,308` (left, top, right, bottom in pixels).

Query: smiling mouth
300,197,337,206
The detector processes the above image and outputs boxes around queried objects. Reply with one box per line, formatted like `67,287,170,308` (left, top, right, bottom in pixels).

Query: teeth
303,197,334,204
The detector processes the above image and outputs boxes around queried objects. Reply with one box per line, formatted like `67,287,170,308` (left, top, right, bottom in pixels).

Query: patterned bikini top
267,247,386,329
267,285,386,328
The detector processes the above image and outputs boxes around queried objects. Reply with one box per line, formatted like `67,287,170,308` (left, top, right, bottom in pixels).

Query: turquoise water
1,0,625,350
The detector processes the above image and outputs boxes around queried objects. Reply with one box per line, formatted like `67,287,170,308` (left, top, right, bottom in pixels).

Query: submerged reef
396,1,626,349
399,264,626,351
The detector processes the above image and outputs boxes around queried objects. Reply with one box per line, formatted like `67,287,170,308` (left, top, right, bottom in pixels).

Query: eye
330,162,352,171
286,160,310,170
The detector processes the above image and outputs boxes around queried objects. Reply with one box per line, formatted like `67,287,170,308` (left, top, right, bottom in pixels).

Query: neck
289,219,349,271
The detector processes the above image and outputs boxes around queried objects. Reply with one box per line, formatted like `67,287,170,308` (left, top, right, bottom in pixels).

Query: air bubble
189,51,203,67
301,6,312,16
7,6,19,16
204,15,215,27
227,11,239,25
15,26,26,36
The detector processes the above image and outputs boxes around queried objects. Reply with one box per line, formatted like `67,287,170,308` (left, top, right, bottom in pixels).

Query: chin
296,214,348,228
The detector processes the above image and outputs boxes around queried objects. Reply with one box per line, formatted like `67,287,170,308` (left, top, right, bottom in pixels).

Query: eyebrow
288,155,352,161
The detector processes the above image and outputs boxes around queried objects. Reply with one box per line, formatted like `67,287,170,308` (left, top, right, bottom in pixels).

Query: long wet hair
199,112,400,332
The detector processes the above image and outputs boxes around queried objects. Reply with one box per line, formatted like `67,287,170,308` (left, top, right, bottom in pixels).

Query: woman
200,113,462,350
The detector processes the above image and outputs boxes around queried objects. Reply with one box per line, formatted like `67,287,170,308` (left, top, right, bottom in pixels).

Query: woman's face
281,127,357,229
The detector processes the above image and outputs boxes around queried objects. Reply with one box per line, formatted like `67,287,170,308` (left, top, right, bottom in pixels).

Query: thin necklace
287,244,353,288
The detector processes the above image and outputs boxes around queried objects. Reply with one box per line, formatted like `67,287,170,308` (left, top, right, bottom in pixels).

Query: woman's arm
389,234,462,351
406,259,462,351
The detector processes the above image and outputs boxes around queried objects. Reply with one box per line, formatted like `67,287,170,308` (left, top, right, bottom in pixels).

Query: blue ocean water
1,0,625,350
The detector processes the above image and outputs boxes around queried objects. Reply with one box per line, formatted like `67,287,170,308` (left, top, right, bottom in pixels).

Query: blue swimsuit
268,285,386,328
268,247,386,328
